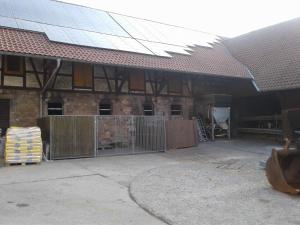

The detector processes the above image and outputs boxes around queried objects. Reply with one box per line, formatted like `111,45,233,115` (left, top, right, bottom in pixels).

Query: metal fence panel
39,115,166,159
49,116,95,159
96,116,166,156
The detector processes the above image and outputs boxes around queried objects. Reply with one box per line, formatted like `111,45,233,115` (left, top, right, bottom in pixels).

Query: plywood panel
129,70,145,91
73,63,93,88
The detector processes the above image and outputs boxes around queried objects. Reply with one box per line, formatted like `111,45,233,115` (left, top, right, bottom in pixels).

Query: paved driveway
0,138,298,225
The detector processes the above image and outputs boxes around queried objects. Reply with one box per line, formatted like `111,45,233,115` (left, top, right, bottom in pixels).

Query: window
4,56,24,75
73,63,93,89
144,103,154,116
99,103,112,115
47,102,63,115
129,69,145,91
170,104,182,116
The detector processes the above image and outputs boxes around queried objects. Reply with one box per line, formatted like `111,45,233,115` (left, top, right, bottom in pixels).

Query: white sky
61,0,300,37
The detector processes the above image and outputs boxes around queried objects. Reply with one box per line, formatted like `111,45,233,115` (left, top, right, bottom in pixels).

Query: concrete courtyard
0,138,299,225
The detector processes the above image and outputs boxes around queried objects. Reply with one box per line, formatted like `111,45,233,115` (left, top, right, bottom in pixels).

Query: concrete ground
0,138,299,225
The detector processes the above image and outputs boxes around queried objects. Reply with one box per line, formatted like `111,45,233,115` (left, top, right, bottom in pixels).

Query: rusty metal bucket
266,140,300,194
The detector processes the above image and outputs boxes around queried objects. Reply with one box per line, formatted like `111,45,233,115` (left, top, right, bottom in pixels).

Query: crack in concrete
0,173,105,186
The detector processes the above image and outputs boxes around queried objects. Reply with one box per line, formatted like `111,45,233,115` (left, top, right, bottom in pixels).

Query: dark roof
225,17,300,91
0,27,251,78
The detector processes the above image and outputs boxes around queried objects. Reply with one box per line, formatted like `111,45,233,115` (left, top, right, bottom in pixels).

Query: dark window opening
48,102,63,115
144,103,154,116
170,104,182,116
0,99,10,136
99,103,112,115
4,56,23,75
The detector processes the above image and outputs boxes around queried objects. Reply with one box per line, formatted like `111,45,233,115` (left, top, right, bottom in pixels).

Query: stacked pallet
5,127,42,166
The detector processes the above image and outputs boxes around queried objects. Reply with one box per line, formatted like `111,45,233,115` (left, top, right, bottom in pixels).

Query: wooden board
73,63,93,89
129,70,145,91
166,120,198,149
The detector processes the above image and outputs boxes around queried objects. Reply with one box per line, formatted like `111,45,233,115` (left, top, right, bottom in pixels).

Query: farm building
0,0,299,158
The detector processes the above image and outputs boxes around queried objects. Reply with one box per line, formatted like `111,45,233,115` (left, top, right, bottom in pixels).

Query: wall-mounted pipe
40,58,61,117
41,58,61,94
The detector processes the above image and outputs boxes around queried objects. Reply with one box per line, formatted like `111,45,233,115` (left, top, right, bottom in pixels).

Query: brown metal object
166,120,198,149
266,139,300,194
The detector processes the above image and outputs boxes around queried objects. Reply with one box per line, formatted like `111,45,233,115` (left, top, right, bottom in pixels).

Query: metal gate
45,116,95,159
39,115,166,159
96,116,166,156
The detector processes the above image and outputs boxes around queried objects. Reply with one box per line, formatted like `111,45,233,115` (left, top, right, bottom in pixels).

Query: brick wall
46,92,194,119
0,89,40,127
0,89,194,128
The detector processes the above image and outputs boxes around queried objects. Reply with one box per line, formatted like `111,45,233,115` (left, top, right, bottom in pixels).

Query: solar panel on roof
0,0,219,57
16,19,43,32
0,16,18,29
140,40,192,57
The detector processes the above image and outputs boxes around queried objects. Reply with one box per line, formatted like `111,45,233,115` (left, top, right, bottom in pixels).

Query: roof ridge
230,16,300,39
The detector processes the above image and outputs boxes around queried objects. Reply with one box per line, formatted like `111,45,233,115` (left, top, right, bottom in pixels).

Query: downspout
40,58,61,117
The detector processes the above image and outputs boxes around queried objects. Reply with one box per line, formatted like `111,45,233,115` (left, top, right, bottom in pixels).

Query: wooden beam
29,58,42,88
114,68,118,94
41,59,61,94
157,78,167,94
185,77,192,97
102,66,112,93
146,71,155,95
117,72,128,93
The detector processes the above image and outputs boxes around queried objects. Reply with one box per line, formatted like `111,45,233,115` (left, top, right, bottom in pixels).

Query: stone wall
47,92,193,119
0,89,40,127
0,89,194,128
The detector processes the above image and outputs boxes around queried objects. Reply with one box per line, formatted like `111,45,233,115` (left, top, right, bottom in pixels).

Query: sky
60,0,300,37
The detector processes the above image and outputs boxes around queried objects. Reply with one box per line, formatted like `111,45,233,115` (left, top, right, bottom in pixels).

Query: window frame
143,102,154,116
73,62,94,90
129,69,146,92
47,102,64,115
170,104,182,116
3,55,24,76
99,102,112,115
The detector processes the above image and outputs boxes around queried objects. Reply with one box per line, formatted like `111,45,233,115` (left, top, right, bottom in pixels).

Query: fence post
132,115,135,153
94,116,97,158
163,116,167,152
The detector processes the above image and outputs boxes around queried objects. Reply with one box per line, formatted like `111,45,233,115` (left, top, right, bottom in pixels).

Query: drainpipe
40,58,61,117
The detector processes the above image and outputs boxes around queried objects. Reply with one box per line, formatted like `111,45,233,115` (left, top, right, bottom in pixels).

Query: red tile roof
0,28,250,79
225,17,300,91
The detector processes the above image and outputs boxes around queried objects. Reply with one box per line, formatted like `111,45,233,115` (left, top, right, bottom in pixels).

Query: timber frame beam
41,58,61,94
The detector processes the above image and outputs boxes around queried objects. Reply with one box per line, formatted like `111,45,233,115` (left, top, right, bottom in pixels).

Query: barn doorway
0,99,10,136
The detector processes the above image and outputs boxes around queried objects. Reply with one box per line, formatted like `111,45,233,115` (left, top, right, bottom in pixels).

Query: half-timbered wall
0,55,193,98
0,55,194,127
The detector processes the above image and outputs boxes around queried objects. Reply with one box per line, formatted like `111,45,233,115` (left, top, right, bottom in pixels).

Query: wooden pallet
5,162,41,167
